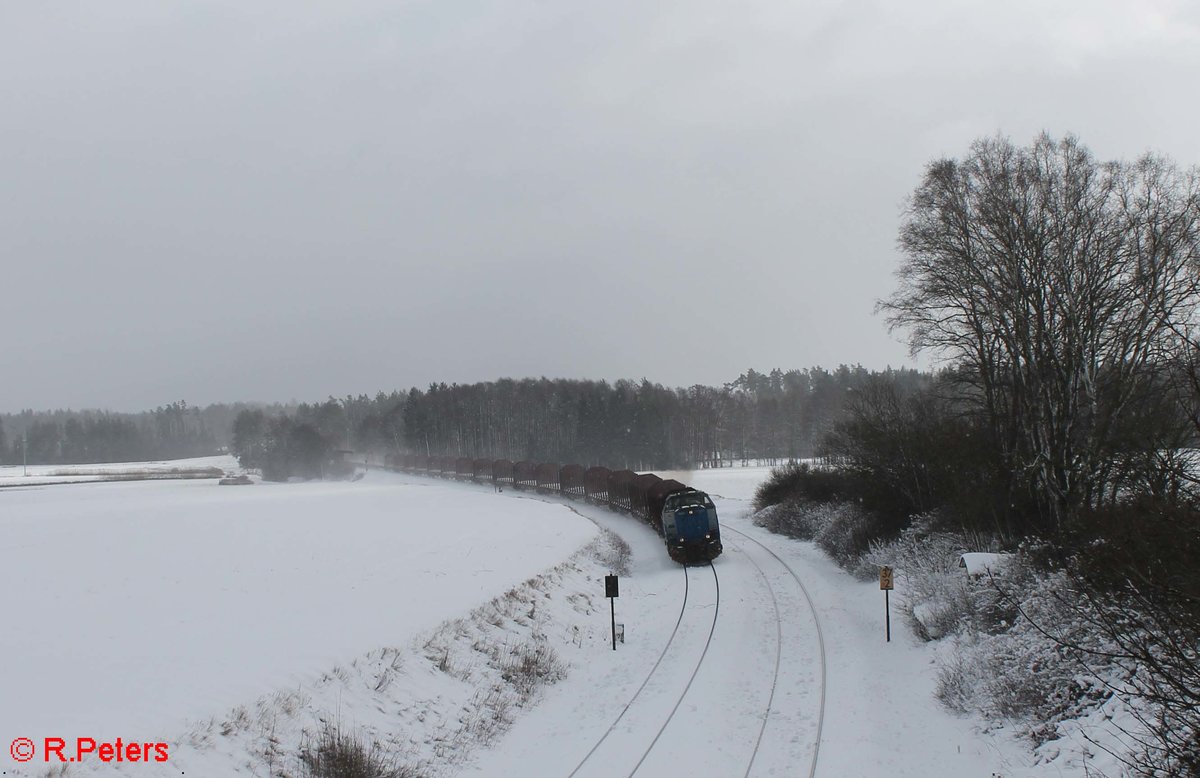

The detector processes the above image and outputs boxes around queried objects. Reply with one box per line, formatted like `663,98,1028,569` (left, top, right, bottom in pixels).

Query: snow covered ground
2,461,1121,776
1,466,596,775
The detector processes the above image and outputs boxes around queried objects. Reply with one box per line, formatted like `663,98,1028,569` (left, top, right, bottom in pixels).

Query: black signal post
880,566,894,642
605,574,619,650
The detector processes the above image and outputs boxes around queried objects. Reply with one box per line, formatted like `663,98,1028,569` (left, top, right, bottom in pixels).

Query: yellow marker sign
879,566,894,591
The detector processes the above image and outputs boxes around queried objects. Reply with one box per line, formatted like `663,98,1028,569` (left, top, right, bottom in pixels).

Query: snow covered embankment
75,529,630,778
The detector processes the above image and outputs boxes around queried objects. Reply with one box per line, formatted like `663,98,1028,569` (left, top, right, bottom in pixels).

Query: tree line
227,367,923,478
0,401,234,466
5,368,916,475
393,368,927,468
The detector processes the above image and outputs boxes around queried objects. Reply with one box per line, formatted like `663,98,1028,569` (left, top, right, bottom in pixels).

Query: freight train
382,454,723,564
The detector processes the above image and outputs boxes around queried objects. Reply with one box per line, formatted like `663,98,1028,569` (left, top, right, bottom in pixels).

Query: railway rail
381,462,821,775
723,525,827,778
566,563,721,778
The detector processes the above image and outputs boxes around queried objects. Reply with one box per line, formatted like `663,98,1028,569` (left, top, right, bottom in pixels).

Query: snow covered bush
864,510,1198,769
860,517,1030,641
1063,501,1200,776
935,627,1104,730
753,461,912,575
752,462,884,571
860,519,975,640
752,461,882,556
298,724,423,778
752,499,824,540
591,526,631,576
498,639,568,698
753,497,877,571
893,543,1128,748
751,461,854,512
937,568,1120,746
812,501,876,570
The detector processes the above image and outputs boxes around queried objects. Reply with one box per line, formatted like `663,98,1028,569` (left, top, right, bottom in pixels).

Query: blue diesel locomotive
661,487,723,564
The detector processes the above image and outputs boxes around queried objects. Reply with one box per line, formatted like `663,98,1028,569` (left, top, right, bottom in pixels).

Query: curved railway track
379,464,822,775
724,532,783,778
567,562,721,778
723,525,827,778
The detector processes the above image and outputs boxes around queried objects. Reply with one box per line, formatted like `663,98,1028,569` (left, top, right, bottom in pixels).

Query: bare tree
882,133,1200,532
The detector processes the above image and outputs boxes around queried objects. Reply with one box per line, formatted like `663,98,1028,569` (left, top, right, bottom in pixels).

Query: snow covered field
2,461,1120,776
1,466,596,774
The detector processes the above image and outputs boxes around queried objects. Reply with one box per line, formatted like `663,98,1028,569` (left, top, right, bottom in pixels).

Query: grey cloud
2,1,1198,410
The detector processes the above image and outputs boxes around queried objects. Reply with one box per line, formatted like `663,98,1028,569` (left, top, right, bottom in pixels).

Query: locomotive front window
666,491,713,510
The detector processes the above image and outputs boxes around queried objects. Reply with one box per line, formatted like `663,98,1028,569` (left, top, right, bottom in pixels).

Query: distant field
0,454,236,487
651,464,776,502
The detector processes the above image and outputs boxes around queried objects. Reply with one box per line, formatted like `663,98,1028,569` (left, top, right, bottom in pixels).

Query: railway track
722,525,827,778
379,465,822,774
567,562,721,778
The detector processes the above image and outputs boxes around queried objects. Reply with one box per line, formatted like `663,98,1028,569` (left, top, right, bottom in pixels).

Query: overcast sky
3,1,1198,412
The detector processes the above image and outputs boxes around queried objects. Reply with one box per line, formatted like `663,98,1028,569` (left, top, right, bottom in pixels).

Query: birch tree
882,134,1200,532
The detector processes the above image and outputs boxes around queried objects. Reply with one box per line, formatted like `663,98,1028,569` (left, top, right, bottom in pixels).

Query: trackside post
879,566,894,642
605,574,619,650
